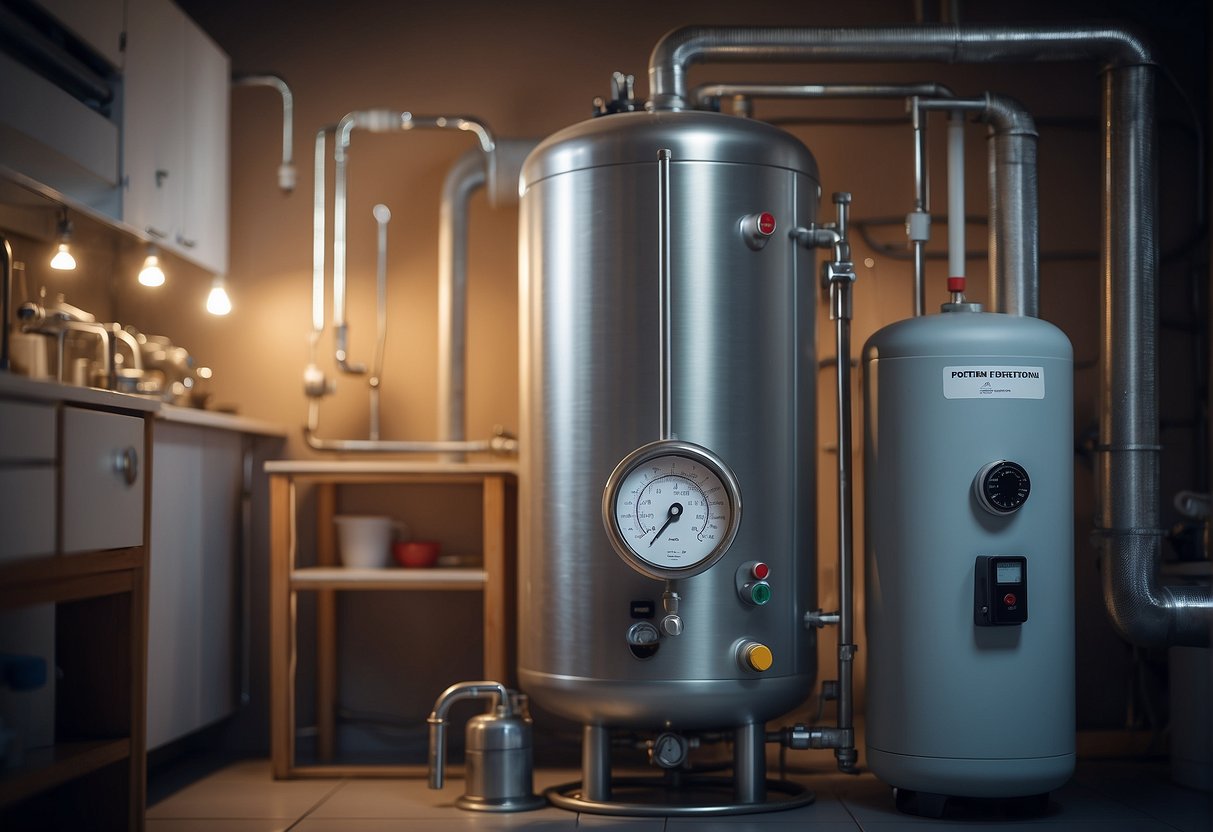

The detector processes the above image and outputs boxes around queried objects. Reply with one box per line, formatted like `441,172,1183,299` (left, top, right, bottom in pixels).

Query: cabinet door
37,0,126,69
122,0,185,245
61,408,145,553
147,422,241,748
180,22,230,275
0,400,57,562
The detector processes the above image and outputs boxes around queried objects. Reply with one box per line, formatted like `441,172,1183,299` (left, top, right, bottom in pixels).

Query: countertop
0,371,288,437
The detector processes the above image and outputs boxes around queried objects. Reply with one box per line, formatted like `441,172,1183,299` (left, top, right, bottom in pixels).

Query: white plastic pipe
948,110,965,279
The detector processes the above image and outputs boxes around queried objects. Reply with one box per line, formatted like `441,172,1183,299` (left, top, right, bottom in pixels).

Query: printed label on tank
942,366,1045,399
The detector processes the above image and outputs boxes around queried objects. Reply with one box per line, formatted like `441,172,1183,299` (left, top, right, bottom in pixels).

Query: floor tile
146,821,291,832
574,817,666,830
296,821,575,831
146,775,344,820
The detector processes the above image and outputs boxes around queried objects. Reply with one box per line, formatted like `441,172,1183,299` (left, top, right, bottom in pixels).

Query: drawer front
0,467,56,562
62,408,145,553
0,400,57,462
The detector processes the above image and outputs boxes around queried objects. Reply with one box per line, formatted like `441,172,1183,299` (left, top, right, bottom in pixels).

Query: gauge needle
650,503,683,546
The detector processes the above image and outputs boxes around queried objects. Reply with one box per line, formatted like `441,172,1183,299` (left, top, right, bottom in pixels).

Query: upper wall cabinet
123,0,229,275
36,0,125,69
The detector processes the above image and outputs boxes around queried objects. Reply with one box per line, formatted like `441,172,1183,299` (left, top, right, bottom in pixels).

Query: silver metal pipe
983,95,1038,317
733,722,765,803
648,25,1152,112
691,81,955,108
111,325,143,372
437,138,536,457
369,204,391,441
648,24,1211,648
1,233,11,371
917,94,1039,317
826,193,859,773
312,127,331,343
658,148,673,440
303,416,518,455
438,149,486,451
332,111,496,378
232,73,296,192
427,681,510,789
1099,66,1210,647
582,724,612,802
910,98,929,316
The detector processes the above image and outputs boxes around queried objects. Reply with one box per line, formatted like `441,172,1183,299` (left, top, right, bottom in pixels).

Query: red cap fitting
947,277,966,293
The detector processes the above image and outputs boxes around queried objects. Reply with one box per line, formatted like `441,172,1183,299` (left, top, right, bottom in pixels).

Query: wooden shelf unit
267,461,518,779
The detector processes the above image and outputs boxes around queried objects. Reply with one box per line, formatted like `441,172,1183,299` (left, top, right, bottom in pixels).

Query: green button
751,582,771,605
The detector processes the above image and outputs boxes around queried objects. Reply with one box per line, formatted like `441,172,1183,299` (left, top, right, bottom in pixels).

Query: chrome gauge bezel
601,439,742,581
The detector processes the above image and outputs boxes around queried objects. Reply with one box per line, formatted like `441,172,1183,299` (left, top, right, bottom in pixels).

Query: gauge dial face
603,440,741,580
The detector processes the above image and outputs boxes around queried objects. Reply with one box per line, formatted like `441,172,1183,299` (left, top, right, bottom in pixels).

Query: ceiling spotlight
50,209,76,270
138,247,166,287
206,276,232,316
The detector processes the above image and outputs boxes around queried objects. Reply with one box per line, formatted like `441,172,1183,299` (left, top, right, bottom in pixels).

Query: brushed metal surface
518,110,819,728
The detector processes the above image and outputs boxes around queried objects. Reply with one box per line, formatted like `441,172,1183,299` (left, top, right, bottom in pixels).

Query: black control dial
975,460,1031,515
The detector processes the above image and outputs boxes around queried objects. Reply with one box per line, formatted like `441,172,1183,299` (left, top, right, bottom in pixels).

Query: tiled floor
146,758,1211,830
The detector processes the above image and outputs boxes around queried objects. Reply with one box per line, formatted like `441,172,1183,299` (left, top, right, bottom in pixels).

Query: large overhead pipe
647,24,1210,647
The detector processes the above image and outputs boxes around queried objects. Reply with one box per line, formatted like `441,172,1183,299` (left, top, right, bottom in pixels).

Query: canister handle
426,680,511,790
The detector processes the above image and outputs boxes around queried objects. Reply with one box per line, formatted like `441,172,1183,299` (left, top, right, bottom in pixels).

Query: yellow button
744,643,773,672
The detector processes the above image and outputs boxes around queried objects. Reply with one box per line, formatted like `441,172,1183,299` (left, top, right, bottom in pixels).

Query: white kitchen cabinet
37,0,126,69
61,407,145,554
0,400,56,563
0,378,154,830
146,421,242,749
123,0,229,275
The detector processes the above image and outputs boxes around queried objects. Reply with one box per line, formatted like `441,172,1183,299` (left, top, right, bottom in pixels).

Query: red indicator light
757,212,776,236
1003,593,1017,606
752,562,770,580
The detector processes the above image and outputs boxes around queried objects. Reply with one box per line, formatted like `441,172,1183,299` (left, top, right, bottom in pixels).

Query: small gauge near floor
602,439,742,580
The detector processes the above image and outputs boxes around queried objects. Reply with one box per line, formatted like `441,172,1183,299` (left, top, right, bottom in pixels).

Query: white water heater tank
862,304,1075,800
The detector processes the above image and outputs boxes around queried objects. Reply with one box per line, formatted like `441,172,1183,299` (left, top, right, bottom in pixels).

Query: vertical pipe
582,724,612,802
312,129,328,339
947,111,966,280
437,151,486,452
911,99,929,316
733,721,766,803
658,148,673,440
0,234,10,371
984,96,1039,317
1097,64,1209,646
829,192,858,772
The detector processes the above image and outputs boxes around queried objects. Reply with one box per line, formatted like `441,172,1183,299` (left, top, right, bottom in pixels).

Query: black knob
975,460,1031,515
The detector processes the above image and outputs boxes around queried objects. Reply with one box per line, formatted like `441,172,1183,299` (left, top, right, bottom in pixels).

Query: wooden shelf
0,739,130,808
269,465,517,779
291,567,487,591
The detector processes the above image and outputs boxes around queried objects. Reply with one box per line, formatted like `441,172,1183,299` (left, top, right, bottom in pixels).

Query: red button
757,212,776,236
752,562,770,580
1003,593,1017,606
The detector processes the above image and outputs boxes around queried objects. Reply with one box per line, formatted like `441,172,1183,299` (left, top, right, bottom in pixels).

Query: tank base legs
545,721,814,817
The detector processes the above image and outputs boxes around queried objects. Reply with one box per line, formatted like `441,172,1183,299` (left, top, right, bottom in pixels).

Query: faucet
18,302,115,388
1,232,11,372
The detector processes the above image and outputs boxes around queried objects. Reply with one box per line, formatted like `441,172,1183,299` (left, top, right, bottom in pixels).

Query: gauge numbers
603,440,741,580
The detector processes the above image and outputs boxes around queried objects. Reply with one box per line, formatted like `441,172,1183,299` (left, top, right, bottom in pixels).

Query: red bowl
393,540,441,568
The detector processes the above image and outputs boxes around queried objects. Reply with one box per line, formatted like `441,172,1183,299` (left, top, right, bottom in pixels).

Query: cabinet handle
177,234,197,249
146,226,168,239
114,446,139,487
155,169,169,188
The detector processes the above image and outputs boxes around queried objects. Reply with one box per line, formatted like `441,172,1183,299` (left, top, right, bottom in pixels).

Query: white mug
333,515,407,569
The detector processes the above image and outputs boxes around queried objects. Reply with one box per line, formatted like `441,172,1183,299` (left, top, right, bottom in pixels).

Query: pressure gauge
602,439,742,580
